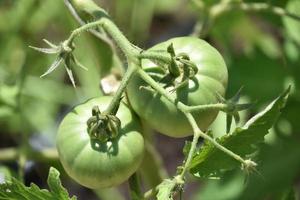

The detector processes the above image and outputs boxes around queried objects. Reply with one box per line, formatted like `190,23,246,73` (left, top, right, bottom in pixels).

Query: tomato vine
27,0,298,199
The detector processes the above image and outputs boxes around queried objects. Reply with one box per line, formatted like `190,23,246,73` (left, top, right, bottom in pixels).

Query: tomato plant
56,96,145,188
0,0,297,199
127,37,228,137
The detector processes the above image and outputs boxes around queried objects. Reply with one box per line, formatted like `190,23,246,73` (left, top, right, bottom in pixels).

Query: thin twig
63,0,115,49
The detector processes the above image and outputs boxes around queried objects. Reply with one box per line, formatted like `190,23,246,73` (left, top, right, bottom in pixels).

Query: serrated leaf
0,167,76,200
47,167,76,200
189,87,290,178
156,179,177,200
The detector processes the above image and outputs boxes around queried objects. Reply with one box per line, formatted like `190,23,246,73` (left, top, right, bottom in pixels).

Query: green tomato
56,96,145,188
127,37,228,137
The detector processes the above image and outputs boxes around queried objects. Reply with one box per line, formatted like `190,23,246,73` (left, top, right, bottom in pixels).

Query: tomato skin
127,37,228,138
56,96,144,189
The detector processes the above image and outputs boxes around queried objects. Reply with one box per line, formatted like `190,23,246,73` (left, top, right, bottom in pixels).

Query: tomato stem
0,147,58,162
128,173,143,200
104,64,138,115
67,0,139,61
186,103,227,112
138,50,171,64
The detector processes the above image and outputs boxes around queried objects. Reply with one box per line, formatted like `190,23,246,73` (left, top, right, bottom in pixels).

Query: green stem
210,2,300,20
69,0,139,60
18,151,26,182
138,50,171,64
237,2,300,21
64,0,114,48
128,173,143,200
0,148,58,162
101,18,139,60
143,187,157,200
179,113,201,178
184,113,247,166
65,19,106,45
104,64,138,114
137,69,189,111
186,103,227,112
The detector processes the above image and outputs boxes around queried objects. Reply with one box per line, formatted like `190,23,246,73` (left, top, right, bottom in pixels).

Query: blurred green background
0,0,299,199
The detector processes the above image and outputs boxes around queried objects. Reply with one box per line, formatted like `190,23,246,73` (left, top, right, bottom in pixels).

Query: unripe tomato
56,96,144,188
127,37,228,137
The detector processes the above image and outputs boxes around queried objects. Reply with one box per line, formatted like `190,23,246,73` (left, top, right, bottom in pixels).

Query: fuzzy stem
137,69,188,111
64,0,114,48
237,2,300,21
179,113,202,177
138,50,171,64
104,64,138,114
69,0,139,60
128,173,143,200
185,113,247,166
64,18,138,61
186,103,227,112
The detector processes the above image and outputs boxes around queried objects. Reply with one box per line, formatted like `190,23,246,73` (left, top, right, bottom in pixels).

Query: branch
238,2,300,21
128,173,143,200
0,147,58,162
193,1,300,37
63,0,115,48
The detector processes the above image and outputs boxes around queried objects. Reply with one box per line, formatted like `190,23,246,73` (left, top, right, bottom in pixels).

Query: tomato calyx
217,87,254,133
165,43,199,91
86,106,121,143
141,43,199,93
30,39,87,87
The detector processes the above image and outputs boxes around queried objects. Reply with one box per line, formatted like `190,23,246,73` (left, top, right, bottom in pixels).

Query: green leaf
0,166,13,183
283,0,300,45
156,179,177,200
189,87,291,178
128,173,142,200
280,187,297,200
0,167,76,200
47,167,76,200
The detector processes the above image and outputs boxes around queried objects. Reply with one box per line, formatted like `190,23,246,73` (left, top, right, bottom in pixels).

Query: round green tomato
56,96,144,188
127,37,228,137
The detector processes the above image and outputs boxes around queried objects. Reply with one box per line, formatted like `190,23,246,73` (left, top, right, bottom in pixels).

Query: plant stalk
128,173,143,200
0,147,58,162
104,64,138,114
